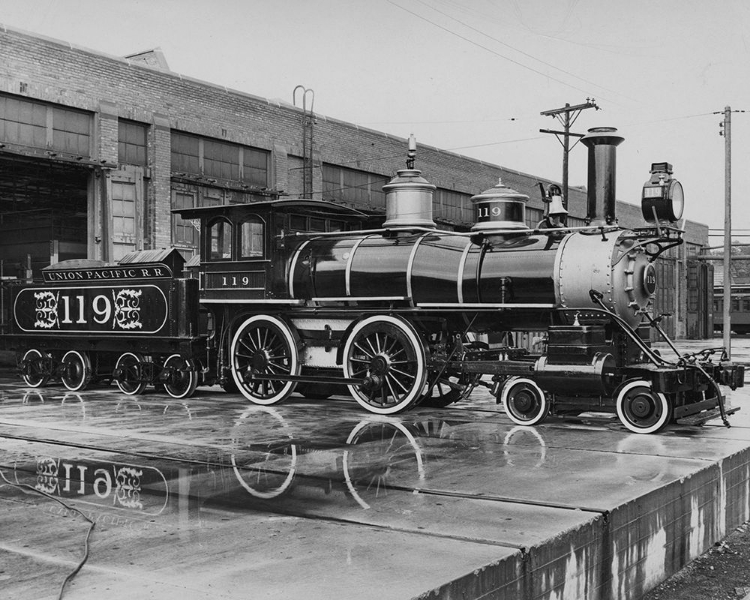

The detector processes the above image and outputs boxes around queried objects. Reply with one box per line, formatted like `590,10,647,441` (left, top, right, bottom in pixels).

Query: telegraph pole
721,106,732,358
540,99,599,209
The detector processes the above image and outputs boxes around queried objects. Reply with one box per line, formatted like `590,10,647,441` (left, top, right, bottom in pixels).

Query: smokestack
580,127,624,225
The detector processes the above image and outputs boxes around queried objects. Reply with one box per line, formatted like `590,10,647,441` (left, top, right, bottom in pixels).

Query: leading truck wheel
230,315,300,405
20,348,51,388
343,315,427,415
501,377,549,426
60,350,92,392
615,380,671,434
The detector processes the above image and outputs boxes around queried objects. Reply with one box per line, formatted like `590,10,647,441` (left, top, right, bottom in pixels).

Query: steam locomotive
1,127,743,433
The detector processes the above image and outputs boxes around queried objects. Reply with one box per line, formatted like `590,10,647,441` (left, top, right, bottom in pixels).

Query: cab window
208,218,232,260
240,216,264,258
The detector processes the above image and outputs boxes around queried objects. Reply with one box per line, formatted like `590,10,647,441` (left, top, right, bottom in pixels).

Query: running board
676,406,740,427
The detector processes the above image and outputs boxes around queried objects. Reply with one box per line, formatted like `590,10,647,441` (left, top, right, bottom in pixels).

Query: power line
411,0,635,104
358,116,525,126
386,0,608,101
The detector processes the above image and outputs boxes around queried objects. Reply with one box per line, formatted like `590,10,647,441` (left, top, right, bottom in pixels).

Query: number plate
13,285,169,333
205,271,265,290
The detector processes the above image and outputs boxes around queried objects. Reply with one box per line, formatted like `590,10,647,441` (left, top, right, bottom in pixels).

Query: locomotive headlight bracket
641,162,684,224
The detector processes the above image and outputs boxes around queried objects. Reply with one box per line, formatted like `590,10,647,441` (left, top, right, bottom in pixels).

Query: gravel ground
643,521,750,600
644,336,750,600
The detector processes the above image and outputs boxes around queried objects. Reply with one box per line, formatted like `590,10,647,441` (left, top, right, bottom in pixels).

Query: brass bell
548,193,568,217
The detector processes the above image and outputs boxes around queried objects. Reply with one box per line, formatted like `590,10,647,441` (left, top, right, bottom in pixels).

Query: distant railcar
714,285,750,335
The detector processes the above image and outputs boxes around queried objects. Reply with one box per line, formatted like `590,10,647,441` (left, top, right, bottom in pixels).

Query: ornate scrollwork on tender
114,466,143,509
35,457,59,494
113,289,143,330
33,291,59,329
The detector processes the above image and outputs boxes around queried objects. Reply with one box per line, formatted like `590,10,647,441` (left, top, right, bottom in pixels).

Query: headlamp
641,162,684,223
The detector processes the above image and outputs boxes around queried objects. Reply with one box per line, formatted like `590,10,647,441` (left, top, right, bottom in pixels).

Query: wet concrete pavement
2,336,750,599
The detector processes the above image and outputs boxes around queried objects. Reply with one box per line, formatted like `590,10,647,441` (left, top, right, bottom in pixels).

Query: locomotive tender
2,127,743,433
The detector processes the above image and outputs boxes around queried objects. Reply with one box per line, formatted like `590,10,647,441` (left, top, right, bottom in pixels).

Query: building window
171,133,200,174
654,257,677,336
0,94,92,157
322,164,389,209
51,106,91,155
240,216,264,258
208,218,232,260
0,95,46,147
567,215,587,227
286,214,350,234
525,207,543,229
435,189,473,225
171,132,269,187
172,191,198,247
204,139,240,181
118,120,148,166
243,147,270,187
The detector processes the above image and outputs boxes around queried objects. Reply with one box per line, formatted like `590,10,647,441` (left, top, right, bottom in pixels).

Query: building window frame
118,120,148,167
171,131,269,187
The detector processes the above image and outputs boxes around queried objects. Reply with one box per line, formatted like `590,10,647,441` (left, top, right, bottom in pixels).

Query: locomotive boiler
3,127,743,434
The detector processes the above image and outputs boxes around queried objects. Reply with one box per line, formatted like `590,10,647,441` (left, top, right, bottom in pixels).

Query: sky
1,0,748,238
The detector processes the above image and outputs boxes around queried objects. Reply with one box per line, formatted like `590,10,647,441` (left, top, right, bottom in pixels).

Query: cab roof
172,198,368,221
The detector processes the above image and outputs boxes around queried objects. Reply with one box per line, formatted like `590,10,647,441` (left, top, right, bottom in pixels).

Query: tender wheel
60,350,92,392
343,315,427,415
230,315,300,405
20,348,51,388
114,352,148,395
616,380,671,434
420,372,480,408
501,377,549,426
162,354,198,399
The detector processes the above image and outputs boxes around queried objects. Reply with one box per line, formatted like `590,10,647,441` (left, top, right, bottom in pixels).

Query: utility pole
720,106,733,358
540,99,599,210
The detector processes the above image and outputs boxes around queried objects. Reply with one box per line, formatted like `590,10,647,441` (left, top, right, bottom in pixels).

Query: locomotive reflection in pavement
230,407,427,509
2,391,554,524
228,408,553,509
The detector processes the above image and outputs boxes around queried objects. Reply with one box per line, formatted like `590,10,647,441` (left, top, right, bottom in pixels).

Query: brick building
0,25,710,337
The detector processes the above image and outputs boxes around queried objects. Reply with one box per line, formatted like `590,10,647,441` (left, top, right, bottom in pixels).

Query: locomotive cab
173,199,368,304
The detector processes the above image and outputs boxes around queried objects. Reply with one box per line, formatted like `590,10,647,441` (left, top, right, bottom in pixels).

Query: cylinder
533,353,615,395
